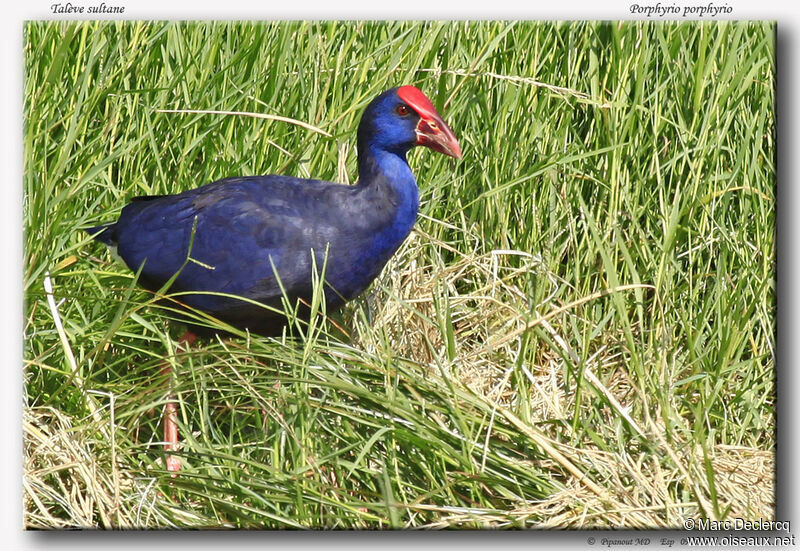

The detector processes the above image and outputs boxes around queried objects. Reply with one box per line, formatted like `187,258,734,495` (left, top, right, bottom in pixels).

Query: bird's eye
396,104,410,116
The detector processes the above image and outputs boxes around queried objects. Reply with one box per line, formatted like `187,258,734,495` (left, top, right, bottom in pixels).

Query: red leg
161,330,197,474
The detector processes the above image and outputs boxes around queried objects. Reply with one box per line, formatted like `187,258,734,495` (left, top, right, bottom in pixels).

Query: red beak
397,86,463,160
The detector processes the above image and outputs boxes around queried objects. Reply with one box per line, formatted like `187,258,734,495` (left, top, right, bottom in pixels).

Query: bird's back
93,174,404,335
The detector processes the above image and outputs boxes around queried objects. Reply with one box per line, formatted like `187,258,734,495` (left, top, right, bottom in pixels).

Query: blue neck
360,145,419,243
345,145,419,290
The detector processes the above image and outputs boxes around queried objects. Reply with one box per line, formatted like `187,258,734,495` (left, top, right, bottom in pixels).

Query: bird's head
358,86,462,161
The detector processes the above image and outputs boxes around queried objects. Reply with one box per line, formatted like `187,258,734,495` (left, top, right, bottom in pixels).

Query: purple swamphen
87,86,462,472
89,86,461,336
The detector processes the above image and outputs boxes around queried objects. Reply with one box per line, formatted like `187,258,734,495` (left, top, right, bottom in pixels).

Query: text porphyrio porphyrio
88,86,461,471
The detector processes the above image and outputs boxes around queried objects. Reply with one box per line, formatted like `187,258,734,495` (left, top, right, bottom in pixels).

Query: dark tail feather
86,223,117,246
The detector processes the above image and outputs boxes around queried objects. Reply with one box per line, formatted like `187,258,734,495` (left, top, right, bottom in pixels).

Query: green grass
23,20,775,528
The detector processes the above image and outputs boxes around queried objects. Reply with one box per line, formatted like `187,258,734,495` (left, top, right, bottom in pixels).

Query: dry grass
24,407,132,529
23,233,775,527
25,211,773,529
353,228,775,528
24,404,773,529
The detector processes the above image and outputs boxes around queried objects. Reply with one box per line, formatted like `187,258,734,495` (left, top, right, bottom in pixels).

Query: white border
5,2,795,549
